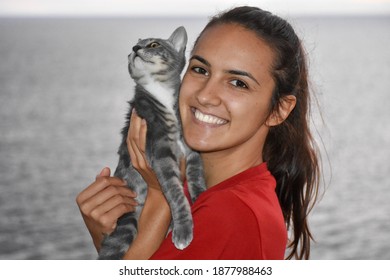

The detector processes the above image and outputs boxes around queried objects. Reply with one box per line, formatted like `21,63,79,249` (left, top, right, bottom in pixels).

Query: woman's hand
123,110,172,259
127,110,161,190
128,110,187,186
77,111,172,259
76,167,138,252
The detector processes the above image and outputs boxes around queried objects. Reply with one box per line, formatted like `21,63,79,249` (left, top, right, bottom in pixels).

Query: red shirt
150,162,287,260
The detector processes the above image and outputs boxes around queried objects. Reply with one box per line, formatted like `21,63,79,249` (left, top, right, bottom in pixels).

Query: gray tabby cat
98,26,206,260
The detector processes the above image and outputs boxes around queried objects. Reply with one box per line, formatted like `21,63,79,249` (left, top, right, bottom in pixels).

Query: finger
128,109,142,147
77,176,128,206
95,202,138,234
90,194,138,221
127,110,141,162
96,167,111,179
130,110,145,151
128,112,149,169
139,118,147,155
90,184,137,209
137,119,151,169
79,185,137,219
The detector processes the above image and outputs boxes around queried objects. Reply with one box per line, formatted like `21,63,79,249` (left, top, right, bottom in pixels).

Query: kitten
98,26,206,260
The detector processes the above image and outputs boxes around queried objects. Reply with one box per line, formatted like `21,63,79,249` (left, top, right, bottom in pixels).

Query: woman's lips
192,107,228,125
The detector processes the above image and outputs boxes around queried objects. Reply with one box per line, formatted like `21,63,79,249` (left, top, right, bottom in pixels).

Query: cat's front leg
183,145,207,203
152,158,193,250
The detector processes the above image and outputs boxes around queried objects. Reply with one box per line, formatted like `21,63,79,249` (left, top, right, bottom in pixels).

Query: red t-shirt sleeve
150,191,263,260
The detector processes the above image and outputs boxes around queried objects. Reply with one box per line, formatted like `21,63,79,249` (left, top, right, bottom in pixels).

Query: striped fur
98,27,206,260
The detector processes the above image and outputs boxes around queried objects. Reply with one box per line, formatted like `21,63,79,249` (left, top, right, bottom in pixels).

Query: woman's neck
201,145,263,188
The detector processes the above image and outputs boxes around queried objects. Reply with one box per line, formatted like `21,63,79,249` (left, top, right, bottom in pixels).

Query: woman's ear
266,95,297,127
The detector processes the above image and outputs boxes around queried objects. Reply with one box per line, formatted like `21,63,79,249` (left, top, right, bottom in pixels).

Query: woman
77,6,321,260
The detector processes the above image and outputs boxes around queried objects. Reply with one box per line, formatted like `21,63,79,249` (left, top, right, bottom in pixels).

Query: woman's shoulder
193,179,280,224
189,184,286,259
193,162,279,216
152,164,287,260
190,166,287,259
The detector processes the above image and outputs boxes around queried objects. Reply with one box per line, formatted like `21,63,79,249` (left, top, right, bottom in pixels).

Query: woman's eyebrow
190,55,211,67
226,70,260,85
190,54,260,86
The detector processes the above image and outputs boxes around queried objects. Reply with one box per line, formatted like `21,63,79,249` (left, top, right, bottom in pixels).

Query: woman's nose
195,78,222,107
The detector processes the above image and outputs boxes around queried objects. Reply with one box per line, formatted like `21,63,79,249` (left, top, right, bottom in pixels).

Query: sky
0,0,389,17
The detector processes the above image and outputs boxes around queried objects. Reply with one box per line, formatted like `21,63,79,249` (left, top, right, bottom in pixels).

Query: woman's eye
230,79,248,89
192,66,209,76
148,42,160,48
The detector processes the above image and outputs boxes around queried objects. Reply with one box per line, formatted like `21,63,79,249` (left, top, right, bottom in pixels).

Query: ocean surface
0,16,389,260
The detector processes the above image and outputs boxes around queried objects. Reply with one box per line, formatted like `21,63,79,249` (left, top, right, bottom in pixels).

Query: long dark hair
197,6,321,259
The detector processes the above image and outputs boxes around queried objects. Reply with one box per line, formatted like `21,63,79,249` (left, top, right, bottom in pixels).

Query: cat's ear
168,26,187,54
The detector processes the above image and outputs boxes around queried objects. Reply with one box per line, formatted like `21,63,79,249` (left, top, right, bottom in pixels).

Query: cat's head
128,26,188,86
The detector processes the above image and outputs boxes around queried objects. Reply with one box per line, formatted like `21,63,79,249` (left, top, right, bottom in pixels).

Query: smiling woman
179,23,281,163
77,6,321,260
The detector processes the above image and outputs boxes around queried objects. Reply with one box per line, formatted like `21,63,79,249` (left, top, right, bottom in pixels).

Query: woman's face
179,23,276,155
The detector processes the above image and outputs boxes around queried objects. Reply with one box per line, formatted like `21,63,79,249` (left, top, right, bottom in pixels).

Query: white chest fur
143,79,176,116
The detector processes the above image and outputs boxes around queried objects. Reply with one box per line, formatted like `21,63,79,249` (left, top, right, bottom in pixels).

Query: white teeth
194,109,227,125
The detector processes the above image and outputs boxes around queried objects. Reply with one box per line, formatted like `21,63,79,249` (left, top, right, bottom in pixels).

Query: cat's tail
97,212,137,260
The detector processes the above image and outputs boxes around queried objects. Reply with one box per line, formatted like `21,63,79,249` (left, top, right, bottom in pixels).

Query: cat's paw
172,223,193,250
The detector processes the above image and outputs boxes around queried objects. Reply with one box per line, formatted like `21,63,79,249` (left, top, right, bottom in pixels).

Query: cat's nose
132,45,142,53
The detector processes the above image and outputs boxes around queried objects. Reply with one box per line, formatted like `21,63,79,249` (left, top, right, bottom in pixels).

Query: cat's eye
192,66,209,76
229,79,248,89
148,42,160,48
